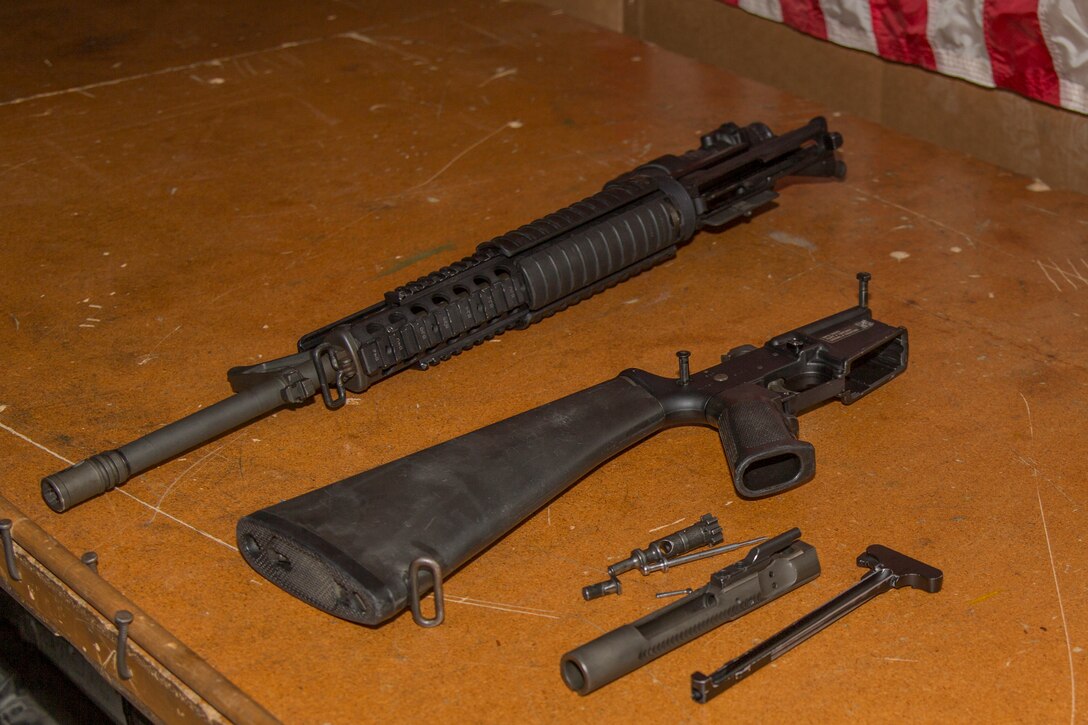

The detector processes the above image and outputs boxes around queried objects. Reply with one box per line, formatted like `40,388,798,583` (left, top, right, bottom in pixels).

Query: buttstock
237,376,667,625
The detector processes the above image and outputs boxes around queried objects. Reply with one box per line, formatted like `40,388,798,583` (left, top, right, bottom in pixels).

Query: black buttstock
237,378,667,625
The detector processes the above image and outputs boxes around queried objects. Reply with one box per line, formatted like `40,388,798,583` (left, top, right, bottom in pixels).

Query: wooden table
1,1,1085,721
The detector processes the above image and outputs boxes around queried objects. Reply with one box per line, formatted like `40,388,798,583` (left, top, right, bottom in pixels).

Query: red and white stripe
720,0,1088,113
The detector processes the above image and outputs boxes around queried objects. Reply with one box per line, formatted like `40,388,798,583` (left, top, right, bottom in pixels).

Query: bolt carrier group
582,514,766,600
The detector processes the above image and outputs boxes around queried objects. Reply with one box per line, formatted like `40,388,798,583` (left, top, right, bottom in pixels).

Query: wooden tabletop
1,1,1085,722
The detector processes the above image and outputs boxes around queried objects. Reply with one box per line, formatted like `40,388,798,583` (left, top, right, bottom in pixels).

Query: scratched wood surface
1,1,1085,722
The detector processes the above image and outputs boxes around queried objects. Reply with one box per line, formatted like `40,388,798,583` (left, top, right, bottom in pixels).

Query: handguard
43,117,844,513
237,274,906,626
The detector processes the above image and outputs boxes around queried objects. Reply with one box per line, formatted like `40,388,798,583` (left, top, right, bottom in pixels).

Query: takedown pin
691,544,942,703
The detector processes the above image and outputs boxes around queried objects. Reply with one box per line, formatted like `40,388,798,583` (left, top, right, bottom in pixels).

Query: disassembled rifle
692,545,943,703
561,529,820,695
236,274,906,626
42,117,845,513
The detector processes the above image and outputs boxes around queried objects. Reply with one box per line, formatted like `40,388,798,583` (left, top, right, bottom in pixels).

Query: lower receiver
561,529,819,695
237,273,906,626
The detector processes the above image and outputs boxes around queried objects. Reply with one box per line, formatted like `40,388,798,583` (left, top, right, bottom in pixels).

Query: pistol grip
715,386,814,498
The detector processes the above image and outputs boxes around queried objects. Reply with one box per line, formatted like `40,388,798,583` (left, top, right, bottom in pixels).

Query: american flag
720,0,1087,114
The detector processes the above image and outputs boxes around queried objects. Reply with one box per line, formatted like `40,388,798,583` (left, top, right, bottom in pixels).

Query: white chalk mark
445,595,560,619
1037,259,1064,292
0,37,324,108
648,516,685,533
278,49,306,69
1016,455,1078,507
1020,381,1074,722
0,158,37,177
41,136,107,181
890,251,910,262
881,657,918,663
188,74,226,86
1061,258,1088,288
478,67,517,87
1024,203,1059,217
454,595,557,614
149,433,242,519
1035,488,1076,725
339,32,431,64
781,265,818,285
766,230,816,250
457,19,508,45
1017,454,1037,475
1019,392,1034,441
1037,258,1088,292
1027,179,1052,192
0,422,74,464
9,314,19,331
851,187,977,248
290,96,339,127
136,325,182,366
0,420,236,552
119,490,238,552
397,121,520,197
